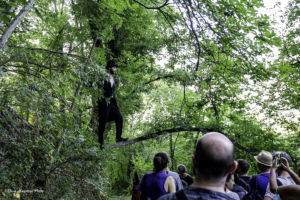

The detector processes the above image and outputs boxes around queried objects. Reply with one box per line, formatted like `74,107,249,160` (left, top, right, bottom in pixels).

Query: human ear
192,155,196,168
229,160,238,174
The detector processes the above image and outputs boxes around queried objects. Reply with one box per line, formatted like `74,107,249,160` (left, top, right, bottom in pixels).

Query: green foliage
0,0,299,198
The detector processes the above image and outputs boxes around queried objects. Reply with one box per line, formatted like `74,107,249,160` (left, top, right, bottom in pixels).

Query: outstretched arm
277,185,300,200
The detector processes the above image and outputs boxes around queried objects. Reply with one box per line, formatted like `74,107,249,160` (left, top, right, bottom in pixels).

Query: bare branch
133,0,169,9
130,74,174,94
0,0,35,50
3,69,41,78
180,0,201,71
9,46,87,60
145,74,174,85
109,127,256,154
4,62,65,72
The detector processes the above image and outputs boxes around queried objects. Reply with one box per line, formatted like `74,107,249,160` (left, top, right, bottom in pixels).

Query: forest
0,0,299,199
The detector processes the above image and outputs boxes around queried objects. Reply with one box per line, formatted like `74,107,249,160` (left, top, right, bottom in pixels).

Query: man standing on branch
98,60,128,149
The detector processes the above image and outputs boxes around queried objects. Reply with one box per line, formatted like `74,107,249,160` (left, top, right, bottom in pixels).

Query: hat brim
254,156,272,167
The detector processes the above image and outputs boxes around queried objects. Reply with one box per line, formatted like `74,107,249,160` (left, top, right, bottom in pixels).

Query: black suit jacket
102,79,116,99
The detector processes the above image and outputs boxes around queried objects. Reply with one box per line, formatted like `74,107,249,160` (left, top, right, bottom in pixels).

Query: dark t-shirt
181,174,194,186
232,184,246,199
158,187,236,200
236,176,250,192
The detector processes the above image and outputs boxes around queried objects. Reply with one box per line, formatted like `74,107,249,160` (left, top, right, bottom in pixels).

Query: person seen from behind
177,164,193,187
264,151,296,200
266,154,300,200
225,173,240,200
163,165,183,191
235,159,250,192
246,150,273,199
158,132,238,200
138,152,175,200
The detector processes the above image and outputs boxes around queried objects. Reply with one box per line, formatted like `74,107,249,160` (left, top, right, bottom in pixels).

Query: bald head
194,132,234,181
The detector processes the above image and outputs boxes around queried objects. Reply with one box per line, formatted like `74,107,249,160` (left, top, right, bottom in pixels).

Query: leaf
15,0,27,6
8,12,16,18
35,8,43,19
0,15,10,23
7,1,19,8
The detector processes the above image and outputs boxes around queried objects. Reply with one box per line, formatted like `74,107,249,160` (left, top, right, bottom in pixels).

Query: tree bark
109,126,257,154
0,0,35,50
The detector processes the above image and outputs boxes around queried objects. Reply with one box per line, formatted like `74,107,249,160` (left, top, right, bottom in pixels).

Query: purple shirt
249,173,277,197
138,172,169,200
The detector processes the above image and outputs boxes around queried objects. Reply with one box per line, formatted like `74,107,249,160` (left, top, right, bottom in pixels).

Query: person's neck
179,173,187,178
279,170,290,178
160,167,168,173
191,178,226,193
224,187,231,193
261,169,271,174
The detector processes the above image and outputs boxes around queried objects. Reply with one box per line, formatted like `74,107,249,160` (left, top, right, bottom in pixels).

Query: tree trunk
0,0,35,50
169,133,175,171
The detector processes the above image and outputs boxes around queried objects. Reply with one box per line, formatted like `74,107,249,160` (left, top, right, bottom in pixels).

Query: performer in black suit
98,60,128,149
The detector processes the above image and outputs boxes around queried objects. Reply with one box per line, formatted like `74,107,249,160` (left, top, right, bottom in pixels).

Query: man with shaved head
158,132,237,200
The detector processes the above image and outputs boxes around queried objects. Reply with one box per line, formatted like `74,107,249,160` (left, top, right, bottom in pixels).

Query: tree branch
8,46,87,60
69,37,97,112
180,0,201,71
130,74,174,94
109,126,256,154
53,37,98,159
145,74,174,85
0,0,35,50
133,0,169,9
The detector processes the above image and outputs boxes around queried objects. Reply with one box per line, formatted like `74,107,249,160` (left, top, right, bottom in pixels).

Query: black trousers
98,98,123,145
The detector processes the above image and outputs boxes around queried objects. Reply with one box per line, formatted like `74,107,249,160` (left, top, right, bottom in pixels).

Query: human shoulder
185,174,193,179
255,173,270,184
166,170,179,176
158,187,236,200
226,191,240,200
277,176,296,186
141,172,152,178
165,175,175,186
166,175,174,181
166,170,184,190
233,184,246,192
240,176,250,182
139,172,153,185
185,174,194,184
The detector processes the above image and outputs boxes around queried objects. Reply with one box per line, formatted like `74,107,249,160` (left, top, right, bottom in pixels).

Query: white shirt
109,75,115,87
264,176,296,200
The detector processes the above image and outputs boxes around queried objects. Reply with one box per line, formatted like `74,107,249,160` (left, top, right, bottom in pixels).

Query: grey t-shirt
158,187,236,200
226,191,240,200
162,170,184,191
264,176,296,200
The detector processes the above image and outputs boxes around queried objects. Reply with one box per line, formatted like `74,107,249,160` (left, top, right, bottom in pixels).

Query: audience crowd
132,132,300,200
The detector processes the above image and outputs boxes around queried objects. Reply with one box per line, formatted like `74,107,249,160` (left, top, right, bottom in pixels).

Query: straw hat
254,150,272,166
